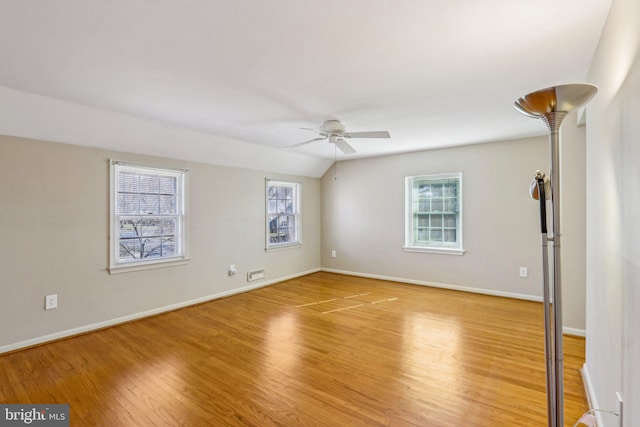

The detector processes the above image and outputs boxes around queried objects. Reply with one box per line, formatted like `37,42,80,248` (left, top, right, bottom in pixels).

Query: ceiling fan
285,120,390,154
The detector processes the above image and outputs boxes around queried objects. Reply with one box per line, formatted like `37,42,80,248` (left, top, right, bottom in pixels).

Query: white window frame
404,172,464,255
265,179,302,251
109,160,189,273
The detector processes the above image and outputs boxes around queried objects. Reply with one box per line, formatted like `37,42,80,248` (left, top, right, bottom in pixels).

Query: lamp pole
515,83,597,427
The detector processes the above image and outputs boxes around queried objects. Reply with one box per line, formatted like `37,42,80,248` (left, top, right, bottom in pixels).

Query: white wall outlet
45,294,58,310
331,250,337,258
228,264,237,276
519,267,528,278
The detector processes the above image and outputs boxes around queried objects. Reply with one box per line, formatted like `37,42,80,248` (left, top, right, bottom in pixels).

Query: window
110,161,188,272
266,180,301,250
405,173,463,255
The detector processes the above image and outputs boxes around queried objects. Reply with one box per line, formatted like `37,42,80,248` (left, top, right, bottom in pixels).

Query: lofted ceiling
0,1,611,177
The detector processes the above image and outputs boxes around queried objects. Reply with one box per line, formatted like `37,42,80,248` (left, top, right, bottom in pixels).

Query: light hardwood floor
1,272,588,426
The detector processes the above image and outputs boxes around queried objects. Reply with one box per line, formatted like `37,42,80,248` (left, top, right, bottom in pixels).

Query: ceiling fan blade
343,131,390,139
283,137,327,150
334,138,356,155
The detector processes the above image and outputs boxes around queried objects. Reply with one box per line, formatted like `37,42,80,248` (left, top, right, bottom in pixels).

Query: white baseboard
321,268,586,337
581,363,604,426
0,268,320,354
564,327,587,338
2,267,585,354
322,267,543,300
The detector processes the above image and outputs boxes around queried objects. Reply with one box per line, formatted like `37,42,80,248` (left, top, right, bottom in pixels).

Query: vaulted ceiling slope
0,1,611,177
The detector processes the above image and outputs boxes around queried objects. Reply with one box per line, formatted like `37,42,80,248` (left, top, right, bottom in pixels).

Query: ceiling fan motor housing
320,120,346,135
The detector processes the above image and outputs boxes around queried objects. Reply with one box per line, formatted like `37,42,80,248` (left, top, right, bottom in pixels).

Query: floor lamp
514,83,598,427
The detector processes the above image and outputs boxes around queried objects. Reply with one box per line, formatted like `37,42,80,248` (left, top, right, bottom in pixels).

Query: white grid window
110,162,187,271
266,180,301,250
405,173,463,255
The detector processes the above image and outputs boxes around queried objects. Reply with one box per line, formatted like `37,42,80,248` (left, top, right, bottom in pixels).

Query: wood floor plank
0,272,588,426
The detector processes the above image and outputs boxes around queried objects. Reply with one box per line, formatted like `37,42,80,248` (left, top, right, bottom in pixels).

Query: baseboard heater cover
247,269,266,282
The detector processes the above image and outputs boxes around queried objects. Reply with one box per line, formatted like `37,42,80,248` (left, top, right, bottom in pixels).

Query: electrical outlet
331,250,336,258
519,267,528,278
616,391,623,427
45,294,58,310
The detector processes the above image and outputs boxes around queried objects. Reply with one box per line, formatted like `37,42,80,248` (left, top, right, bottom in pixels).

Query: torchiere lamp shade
514,83,598,118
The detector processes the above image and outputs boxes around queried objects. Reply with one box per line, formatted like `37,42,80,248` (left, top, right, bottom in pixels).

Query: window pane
117,172,139,193
161,218,176,235
160,195,176,214
286,215,296,228
140,194,159,214
268,187,277,199
266,181,300,247
159,176,176,195
443,214,456,227
406,173,461,250
119,219,140,240
161,238,176,257
113,165,185,267
269,214,291,243
139,219,158,237
117,170,179,216
445,198,457,212
118,193,139,215
119,239,141,261
268,215,278,233
141,237,163,258
443,229,456,242
139,174,159,193
444,183,457,197
287,227,296,241
418,183,431,197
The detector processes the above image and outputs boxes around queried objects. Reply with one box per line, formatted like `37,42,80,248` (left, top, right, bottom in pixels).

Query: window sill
109,257,191,274
265,243,302,253
403,246,465,256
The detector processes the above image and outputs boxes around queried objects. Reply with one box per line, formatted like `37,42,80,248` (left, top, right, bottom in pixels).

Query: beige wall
321,134,588,332
0,121,590,350
560,114,588,334
585,0,640,423
0,135,321,350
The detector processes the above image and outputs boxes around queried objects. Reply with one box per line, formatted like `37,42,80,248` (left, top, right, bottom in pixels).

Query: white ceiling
0,1,611,177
